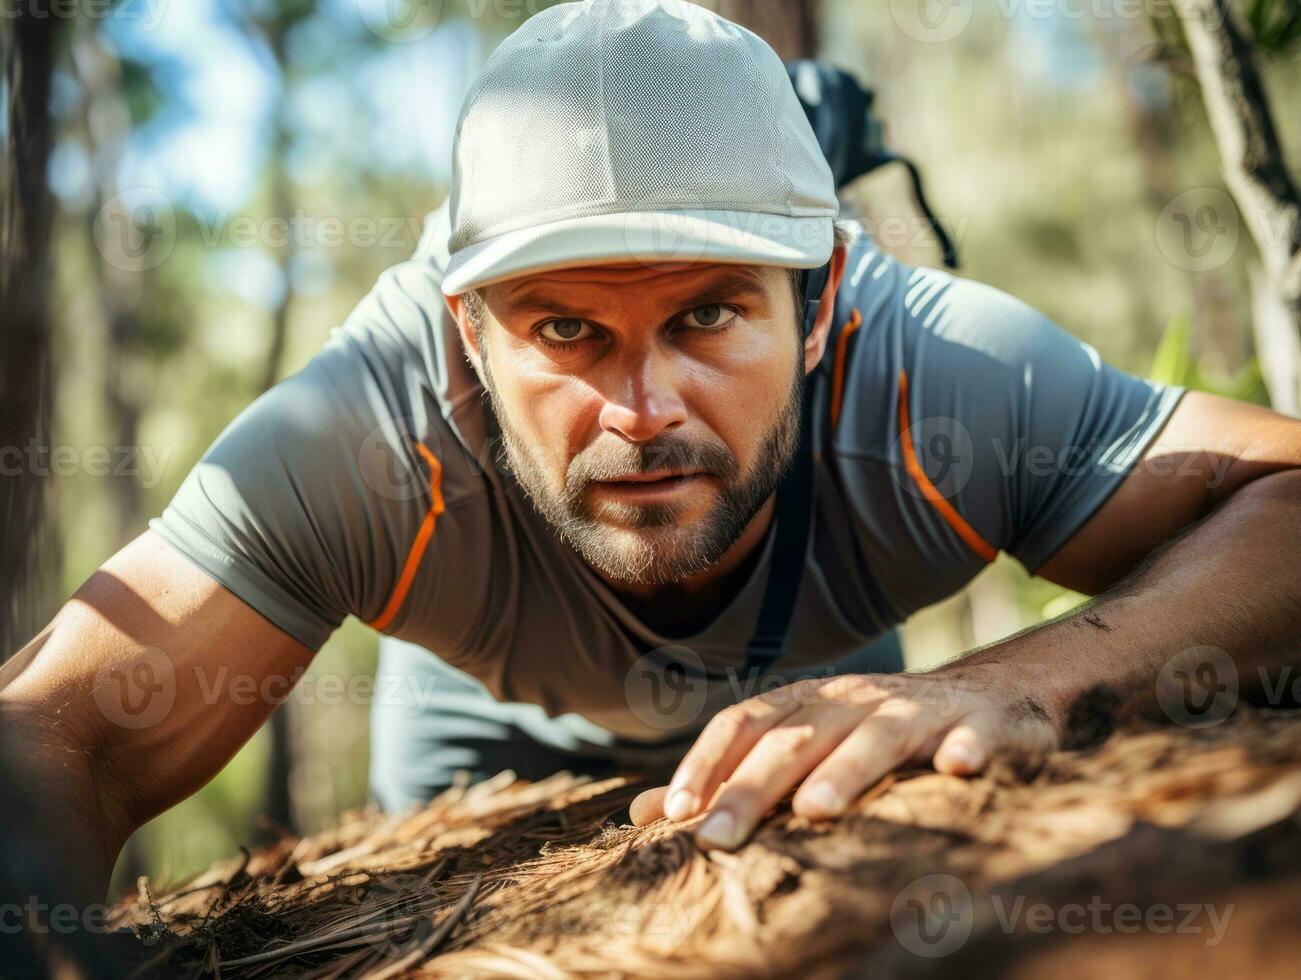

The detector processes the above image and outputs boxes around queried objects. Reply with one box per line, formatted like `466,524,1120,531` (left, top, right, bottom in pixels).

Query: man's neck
589,496,777,638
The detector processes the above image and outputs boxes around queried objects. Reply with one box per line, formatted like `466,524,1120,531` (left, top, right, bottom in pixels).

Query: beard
480,353,805,586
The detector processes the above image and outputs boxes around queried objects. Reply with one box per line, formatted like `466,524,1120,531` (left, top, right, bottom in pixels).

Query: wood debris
109,709,1301,978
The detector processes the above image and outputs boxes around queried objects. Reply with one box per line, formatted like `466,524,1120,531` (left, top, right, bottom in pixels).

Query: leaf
1150,314,1194,386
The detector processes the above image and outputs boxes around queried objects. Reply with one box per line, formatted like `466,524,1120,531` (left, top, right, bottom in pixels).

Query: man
2,0,1299,901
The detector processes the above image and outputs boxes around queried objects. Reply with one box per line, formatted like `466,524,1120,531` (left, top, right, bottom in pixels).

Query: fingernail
803,782,846,816
945,742,981,771
665,789,698,822
697,810,743,850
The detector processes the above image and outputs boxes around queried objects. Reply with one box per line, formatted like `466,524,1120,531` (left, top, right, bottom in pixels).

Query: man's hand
0,530,316,901
633,394,1301,850
630,666,1059,848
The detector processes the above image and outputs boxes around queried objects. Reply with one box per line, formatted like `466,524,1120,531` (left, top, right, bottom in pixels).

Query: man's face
458,261,807,586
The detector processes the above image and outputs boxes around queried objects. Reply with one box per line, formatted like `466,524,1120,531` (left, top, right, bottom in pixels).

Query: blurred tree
233,0,314,395
699,0,818,59
1150,311,1269,401
0,0,62,656
223,0,316,841
1168,0,1301,413
68,32,165,547
1,13,122,978
58,18,171,893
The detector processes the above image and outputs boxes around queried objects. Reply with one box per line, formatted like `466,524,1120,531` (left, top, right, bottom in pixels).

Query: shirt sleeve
149,262,450,651
833,245,1186,584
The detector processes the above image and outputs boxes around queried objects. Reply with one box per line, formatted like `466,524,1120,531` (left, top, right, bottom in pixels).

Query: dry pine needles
110,708,1301,979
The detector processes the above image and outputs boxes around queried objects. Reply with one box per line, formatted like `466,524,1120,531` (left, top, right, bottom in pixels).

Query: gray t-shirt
151,202,1184,740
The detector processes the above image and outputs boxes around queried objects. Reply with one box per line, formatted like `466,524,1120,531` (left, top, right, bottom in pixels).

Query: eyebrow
499,267,775,319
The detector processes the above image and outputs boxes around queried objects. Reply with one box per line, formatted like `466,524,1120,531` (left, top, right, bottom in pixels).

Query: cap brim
441,209,834,295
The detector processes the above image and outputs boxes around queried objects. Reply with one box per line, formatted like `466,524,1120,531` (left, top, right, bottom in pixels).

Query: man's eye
539,318,592,344
683,304,733,329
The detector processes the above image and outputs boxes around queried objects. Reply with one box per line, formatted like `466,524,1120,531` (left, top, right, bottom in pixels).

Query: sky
77,0,480,211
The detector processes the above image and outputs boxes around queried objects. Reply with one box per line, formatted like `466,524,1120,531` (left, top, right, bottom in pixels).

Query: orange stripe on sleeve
829,307,864,431
896,368,998,563
367,442,445,633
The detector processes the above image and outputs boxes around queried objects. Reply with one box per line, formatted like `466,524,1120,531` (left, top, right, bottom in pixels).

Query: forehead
483,262,790,318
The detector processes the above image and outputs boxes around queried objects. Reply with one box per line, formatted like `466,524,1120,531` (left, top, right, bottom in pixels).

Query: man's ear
803,243,849,375
444,291,486,377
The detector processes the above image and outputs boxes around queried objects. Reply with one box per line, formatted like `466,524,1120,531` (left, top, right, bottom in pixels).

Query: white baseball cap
441,0,839,297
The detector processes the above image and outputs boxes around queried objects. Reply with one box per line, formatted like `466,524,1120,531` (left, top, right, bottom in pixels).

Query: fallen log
109,708,1301,978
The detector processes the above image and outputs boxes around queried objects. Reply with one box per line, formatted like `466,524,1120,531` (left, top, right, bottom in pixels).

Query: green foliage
1150,0,1301,56
1150,313,1195,385
116,56,166,127
1150,314,1271,403
1244,0,1301,53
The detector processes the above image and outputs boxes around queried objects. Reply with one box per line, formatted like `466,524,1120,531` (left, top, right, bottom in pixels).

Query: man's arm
958,388,1301,733
0,531,315,903
633,393,1301,848
1036,391,1301,592
1,225,460,901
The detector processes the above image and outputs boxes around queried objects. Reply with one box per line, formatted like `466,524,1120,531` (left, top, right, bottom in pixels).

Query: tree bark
1175,0,1301,414
700,0,819,60
0,16,112,978
0,4,61,656
235,3,309,839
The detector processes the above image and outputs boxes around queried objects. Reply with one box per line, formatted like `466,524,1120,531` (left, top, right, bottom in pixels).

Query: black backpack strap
737,288,874,681
798,261,833,338
736,381,815,681
638,303,854,686
788,59,960,270
894,155,959,270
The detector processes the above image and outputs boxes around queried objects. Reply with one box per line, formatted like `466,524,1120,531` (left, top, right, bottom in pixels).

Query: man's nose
597,350,688,443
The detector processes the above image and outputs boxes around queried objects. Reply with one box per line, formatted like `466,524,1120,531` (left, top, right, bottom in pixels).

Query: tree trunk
73,31,147,541
0,16,110,979
248,7,306,840
700,0,819,60
0,1,61,656
1175,0,1301,414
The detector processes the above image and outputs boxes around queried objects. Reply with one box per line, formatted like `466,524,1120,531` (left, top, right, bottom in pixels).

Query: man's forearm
635,468,1300,842
935,468,1301,742
0,700,131,906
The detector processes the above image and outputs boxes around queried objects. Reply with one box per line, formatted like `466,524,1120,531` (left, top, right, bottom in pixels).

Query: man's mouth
590,469,709,502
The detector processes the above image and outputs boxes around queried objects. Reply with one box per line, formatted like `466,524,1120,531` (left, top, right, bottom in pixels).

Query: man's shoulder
825,225,1109,459
830,225,1094,385
316,199,497,484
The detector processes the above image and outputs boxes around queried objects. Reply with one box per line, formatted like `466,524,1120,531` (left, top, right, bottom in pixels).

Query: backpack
787,60,959,270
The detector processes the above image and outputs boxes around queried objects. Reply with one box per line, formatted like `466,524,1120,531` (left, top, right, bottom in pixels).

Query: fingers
695,705,862,849
629,785,668,826
933,721,992,775
934,699,1057,775
792,699,945,820
657,672,1048,853
662,690,801,825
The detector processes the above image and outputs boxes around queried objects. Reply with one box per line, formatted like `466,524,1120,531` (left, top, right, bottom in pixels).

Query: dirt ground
109,707,1301,978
